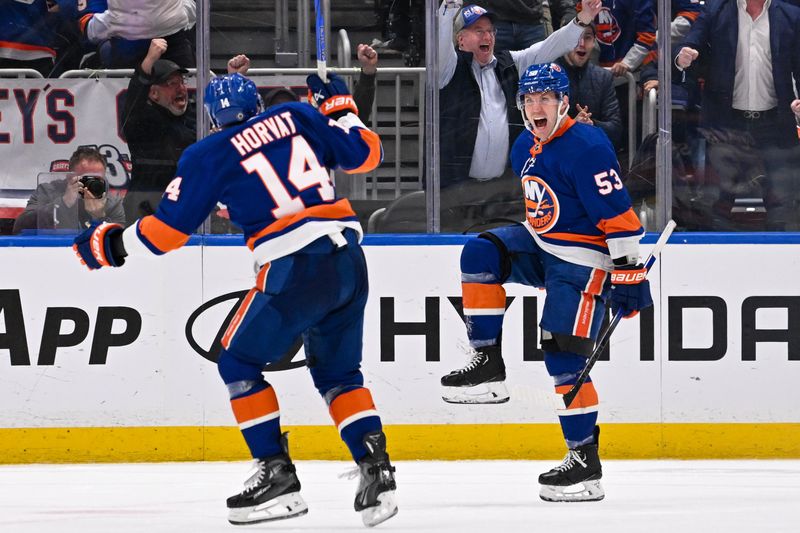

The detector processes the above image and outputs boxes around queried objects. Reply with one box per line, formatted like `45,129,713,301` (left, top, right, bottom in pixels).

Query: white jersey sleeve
511,20,582,75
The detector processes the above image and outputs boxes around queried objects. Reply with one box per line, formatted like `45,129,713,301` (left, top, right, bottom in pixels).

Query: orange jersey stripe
78,14,93,35
462,283,506,309
231,386,279,425
676,11,699,22
575,269,606,336
138,215,191,253
574,292,595,338
585,268,607,296
637,32,657,47
255,262,271,292
246,198,356,250
557,381,599,409
596,208,642,236
329,388,376,427
540,117,575,147
543,231,609,248
221,288,257,349
0,40,56,56
346,129,382,174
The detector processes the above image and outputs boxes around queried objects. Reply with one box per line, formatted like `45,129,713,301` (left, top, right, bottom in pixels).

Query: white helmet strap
537,97,570,143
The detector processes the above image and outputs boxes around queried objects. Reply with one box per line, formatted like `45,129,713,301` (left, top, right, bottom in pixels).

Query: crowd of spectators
4,0,800,233
0,0,196,76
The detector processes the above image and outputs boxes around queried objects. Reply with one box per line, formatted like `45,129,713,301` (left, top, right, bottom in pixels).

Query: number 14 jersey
124,102,382,265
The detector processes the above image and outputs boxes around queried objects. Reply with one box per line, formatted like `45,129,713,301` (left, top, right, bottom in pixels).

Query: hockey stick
561,220,676,408
314,0,327,82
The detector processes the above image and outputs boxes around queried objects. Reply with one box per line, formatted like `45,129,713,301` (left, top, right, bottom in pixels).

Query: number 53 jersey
123,102,382,265
510,118,644,271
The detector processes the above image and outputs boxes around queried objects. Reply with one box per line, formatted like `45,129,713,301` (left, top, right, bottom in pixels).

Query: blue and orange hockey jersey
121,102,382,265
510,118,643,271
0,0,56,61
673,0,701,24
578,0,657,69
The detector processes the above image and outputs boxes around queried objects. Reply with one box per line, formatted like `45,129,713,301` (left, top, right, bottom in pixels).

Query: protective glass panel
0,0,197,234
203,0,426,234
668,55,800,231
30,172,80,235
434,3,636,234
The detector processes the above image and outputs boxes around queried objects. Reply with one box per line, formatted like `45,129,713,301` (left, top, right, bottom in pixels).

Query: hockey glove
306,73,359,120
609,264,653,318
73,221,126,270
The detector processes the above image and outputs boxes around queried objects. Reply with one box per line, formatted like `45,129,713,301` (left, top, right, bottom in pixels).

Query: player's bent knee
218,349,266,388
541,329,594,357
543,350,588,377
461,234,508,280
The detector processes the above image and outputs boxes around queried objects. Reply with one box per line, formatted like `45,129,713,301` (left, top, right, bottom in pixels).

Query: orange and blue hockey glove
306,73,358,120
609,264,652,318
73,221,126,270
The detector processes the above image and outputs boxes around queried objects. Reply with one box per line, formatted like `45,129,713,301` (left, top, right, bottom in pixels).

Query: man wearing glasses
120,38,196,223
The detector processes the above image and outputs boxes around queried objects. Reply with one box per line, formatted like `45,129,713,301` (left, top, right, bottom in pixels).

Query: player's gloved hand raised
306,73,359,120
73,221,126,270
609,264,653,318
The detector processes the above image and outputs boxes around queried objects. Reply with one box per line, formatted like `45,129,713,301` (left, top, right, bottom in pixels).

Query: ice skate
227,434,308,525
539,427,604,502
354,431,398,527
441,345,510,404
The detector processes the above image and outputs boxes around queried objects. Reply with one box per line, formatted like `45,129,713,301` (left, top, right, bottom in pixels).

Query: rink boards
1,233,799,462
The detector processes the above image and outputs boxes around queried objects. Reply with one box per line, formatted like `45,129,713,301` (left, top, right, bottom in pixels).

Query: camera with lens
78,175,106,198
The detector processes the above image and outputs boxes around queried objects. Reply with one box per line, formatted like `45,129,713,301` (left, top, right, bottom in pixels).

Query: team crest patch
522,175,559,233
595,7,621,45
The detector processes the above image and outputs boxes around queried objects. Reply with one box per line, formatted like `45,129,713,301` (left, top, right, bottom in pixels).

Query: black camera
78,175,106,198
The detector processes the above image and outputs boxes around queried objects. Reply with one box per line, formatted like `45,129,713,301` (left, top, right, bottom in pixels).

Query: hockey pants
460,225,608,447
217,229,382,461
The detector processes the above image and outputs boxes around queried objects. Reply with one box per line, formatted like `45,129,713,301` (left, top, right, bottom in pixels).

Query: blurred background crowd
2,0,799,235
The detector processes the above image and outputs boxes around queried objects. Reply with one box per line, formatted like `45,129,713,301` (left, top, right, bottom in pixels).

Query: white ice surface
0,460,797,533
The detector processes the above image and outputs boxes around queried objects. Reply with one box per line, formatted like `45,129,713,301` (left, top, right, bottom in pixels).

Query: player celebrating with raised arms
72,72,398,527
440,63,651,502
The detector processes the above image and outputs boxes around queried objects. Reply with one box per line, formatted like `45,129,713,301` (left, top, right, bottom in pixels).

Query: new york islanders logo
522,175,559,233
595,7,621,46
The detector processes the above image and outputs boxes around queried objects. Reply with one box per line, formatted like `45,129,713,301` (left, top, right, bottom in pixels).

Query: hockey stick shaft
314,0,327,82
561,220,676,408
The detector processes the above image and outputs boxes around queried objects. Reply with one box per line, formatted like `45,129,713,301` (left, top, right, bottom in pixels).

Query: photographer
13,147,125,234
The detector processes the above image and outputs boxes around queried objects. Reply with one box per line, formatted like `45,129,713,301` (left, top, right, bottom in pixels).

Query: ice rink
0,460,797,532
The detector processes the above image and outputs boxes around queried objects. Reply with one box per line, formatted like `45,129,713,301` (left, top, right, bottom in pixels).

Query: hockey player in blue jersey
72,72,398,527
440,63,652,502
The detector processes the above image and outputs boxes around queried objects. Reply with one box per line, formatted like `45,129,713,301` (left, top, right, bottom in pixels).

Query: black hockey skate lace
457,351,485,374
554,450,587,472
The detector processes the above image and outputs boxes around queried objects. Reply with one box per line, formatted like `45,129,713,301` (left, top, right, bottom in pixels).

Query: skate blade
228,491,309,525
539,479,604,502
442,382,510,404
361,490,398,527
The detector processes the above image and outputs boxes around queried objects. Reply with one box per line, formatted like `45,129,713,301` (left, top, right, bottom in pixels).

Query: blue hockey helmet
517,63,571,139
517,63,570,109
204,73,264,129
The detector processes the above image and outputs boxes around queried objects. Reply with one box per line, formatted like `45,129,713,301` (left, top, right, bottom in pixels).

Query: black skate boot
440,344,509,404
354,430,398,527
539,426,604,502
227,433,308,525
